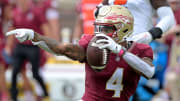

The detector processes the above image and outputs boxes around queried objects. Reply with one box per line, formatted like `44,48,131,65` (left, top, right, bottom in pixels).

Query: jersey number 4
106,68,124,98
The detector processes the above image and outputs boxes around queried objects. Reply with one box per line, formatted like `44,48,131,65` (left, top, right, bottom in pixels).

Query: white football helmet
94,5,134,43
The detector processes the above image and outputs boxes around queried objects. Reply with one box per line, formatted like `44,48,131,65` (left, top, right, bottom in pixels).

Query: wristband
148,27,163,40
118,47,127,57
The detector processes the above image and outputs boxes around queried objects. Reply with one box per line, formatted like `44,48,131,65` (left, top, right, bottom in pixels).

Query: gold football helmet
94,5,134,43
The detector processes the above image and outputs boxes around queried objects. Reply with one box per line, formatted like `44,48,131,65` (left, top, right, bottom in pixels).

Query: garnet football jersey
79,34,153,101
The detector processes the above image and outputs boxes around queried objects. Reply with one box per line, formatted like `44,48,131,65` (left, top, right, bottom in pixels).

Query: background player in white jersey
97,0,175,44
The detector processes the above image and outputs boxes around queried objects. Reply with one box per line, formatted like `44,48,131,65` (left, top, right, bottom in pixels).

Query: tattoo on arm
150,0,169,9
32,32,86,62
61,44,86,62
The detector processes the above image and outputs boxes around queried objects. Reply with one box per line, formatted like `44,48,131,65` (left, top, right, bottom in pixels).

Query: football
86,36,110,70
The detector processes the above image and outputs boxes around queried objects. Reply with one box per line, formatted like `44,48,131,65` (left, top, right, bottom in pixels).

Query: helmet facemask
94,23,117,36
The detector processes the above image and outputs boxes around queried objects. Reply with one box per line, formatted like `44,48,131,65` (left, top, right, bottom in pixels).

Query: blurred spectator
32,0,60,62
164,0,180,68
45,0,60,41
1,1,35,101
32,0,61,100
163,0,180,101
1,1,43,101
32,0,60,41
9,0,50,101
72,0,83,44
0,0,13,101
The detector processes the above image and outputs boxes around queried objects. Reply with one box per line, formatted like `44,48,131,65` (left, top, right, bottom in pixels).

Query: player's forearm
122,52,155,79
32,32,86,62
32,32,62,54
156,6,175,34
58,43,86,62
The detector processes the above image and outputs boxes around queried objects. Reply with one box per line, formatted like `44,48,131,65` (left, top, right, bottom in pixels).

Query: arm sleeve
122,43,154,79
156,6,175,34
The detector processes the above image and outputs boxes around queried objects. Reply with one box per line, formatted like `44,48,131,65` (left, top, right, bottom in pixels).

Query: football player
6,5,155,101
9,0,49,100
97,0,175,44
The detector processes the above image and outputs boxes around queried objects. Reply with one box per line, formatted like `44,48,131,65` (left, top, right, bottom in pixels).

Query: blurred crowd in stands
0,0,180,101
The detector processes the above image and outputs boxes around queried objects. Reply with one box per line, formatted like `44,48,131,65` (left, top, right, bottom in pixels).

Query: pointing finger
96,39,109,44
6,30,19,36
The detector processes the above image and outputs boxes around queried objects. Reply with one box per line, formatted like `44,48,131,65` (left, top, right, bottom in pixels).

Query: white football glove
6,28,34,43
95,33,122,54
129,32,153,44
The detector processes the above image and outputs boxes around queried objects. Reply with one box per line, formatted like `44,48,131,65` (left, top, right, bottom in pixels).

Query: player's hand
129,32,152,44
95,33,122,54
6,28,34,43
